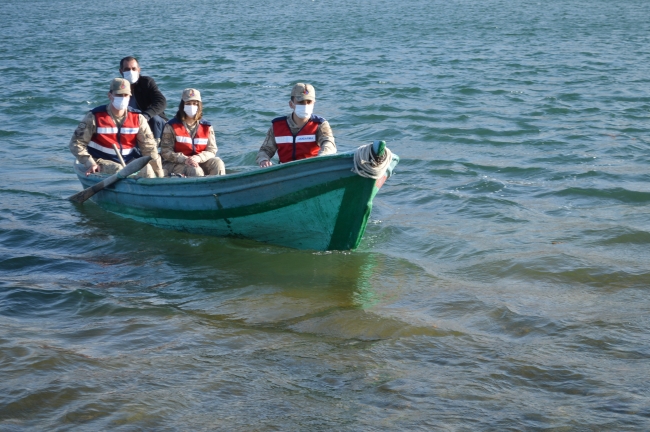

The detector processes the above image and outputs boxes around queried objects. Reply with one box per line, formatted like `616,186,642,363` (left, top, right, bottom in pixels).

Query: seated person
69,78,164,178
161,88,225,177
119,56,167,141
256,83,336,168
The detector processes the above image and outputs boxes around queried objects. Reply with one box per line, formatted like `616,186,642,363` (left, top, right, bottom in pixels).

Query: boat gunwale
75,151,361,188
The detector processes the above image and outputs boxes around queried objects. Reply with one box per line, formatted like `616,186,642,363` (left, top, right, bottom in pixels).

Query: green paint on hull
328,177,378,250
100,175,376,250
124,188,346,250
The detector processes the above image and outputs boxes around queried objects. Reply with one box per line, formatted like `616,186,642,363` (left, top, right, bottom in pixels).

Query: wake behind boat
72,144,399,250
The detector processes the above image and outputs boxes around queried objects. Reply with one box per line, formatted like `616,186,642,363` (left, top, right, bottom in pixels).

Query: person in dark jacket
119,56,167,141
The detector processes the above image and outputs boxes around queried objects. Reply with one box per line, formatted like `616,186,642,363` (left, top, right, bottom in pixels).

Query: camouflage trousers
95,158,157,178
163,157,225,177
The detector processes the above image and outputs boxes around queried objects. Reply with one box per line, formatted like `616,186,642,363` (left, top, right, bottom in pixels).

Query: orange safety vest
88,106,141,164
272,115,323,163
169,118,212,156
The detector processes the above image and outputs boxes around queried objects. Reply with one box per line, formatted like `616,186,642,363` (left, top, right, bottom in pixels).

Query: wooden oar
112,144,127,167
68,156,152,204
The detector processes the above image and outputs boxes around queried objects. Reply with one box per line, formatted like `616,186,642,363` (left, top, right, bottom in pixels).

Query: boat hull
74,152,398,250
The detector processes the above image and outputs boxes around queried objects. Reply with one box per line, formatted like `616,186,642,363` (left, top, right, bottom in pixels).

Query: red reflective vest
272,115,324,163
87,106,141,164
169,118,212,156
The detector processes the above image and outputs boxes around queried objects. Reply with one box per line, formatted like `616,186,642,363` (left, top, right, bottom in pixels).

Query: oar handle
112,144,127,167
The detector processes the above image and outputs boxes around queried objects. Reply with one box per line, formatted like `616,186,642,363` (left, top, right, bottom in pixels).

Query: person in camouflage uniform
256,83,336,168
160,88,225,177
69,78,163,178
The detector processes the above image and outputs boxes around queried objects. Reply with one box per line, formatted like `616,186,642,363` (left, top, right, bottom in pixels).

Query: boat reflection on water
70,202,432,340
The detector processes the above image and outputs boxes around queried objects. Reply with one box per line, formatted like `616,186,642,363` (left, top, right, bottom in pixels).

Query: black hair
119,56,139,70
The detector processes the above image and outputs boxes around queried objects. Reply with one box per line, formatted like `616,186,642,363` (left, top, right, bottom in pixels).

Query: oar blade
69,187,98,203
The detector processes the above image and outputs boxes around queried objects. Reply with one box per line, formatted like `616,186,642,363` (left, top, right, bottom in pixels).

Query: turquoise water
1,0,649,429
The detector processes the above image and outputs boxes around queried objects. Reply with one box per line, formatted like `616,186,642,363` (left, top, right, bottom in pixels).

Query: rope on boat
352,143,394,179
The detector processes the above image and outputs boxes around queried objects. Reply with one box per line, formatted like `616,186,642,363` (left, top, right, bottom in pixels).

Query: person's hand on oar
84,145,125,176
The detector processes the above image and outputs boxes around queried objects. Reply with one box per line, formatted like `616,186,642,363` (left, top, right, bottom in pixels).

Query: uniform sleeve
136,114,164,177
196,126,217,163
255,126,277,165
160,123,187,164
317,120,336,156
142,77,167,119
69,111,97,168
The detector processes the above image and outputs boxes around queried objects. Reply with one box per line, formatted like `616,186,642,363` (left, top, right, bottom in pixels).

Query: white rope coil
352,143,394,179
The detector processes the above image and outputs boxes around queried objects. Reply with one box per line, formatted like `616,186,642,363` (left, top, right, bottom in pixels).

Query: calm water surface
1,0,649,430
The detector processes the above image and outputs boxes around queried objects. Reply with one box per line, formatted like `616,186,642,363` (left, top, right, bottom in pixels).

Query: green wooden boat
73,146,399,251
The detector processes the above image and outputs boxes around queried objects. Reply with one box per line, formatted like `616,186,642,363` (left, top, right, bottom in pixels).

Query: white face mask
184,104,199,118
111,95,130,110
123,70,139,84
293,103,314,119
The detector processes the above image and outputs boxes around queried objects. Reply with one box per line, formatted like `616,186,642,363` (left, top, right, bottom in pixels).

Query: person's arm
256,127,277,167
160,123,187,164
141,76,166,120
317,121,336,156
195,126,217,163
136,114,164,177
69,111,98,170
